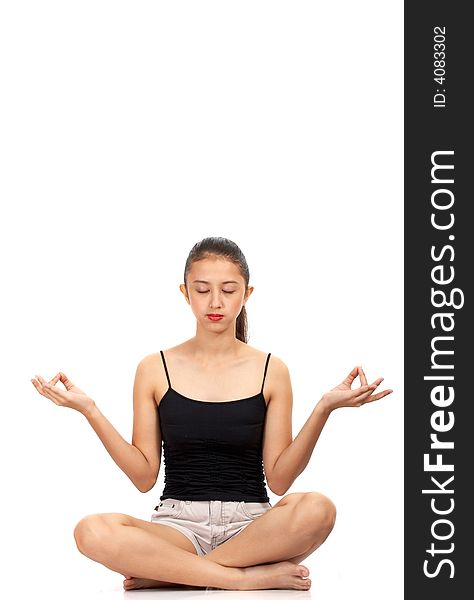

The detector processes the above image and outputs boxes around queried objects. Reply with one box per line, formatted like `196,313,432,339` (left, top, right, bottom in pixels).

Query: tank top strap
160,350,171,388
261,353,271,393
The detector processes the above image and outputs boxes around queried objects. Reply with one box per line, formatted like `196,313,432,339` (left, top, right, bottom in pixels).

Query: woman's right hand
31,372,95,416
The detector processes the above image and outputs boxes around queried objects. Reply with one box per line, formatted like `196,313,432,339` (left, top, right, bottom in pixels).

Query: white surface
1,2,403,599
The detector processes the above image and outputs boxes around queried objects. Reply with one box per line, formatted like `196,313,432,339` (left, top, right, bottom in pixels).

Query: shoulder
135,343,192,380
135,350,172,387
138,342,186,367
266,353,290,383
241,344,289,374
266,353,288,370
133,353,161,388
244,346,291,397
135,351,172,404
263,354,292,407
136,351,161,370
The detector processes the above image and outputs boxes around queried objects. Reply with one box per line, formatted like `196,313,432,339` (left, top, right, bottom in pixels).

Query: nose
209,289,223,309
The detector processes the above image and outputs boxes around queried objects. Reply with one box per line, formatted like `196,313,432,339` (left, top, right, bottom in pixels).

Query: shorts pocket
240,501,272,520
152,499,184,519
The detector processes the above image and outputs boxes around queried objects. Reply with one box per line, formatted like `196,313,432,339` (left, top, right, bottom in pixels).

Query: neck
190,324,242,360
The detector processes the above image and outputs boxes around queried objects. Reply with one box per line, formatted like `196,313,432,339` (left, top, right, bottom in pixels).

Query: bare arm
84,357,161,492
269,402,331,495
263,363,392,496
262,357,323,496
32,356,161,493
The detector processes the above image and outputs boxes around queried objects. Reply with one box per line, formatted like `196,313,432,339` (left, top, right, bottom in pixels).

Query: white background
0,2,403,599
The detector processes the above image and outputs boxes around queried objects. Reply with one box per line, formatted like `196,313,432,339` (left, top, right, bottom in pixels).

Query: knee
73,513,122,557
295,492,337,538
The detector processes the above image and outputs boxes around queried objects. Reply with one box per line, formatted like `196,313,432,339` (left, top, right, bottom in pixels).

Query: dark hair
184,236,250,343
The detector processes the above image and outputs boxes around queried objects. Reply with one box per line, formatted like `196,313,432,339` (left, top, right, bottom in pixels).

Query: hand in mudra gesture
320,366,393,413
31,372,95,416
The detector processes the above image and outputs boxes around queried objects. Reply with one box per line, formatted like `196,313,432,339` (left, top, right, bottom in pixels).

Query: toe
298,565,309,577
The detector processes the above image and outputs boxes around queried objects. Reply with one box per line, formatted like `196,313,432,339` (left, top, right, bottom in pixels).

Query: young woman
31,236,392,592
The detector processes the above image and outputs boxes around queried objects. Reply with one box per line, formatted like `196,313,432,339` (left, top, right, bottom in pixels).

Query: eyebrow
191,279,240,284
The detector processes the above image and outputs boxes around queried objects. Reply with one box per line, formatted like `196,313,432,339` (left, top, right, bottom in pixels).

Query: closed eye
196,290,235,294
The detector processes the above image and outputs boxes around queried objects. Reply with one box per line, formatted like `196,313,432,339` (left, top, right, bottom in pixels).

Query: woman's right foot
123,576,202,591
237,560,311,591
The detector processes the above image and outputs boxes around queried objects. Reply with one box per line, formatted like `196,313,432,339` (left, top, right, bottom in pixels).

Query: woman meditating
31,236,392,591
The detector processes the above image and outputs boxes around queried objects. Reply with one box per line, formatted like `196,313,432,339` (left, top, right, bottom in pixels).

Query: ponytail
236,304,248,343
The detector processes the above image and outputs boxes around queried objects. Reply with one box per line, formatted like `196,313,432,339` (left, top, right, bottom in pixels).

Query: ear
243,285,254,305
179,283,190,304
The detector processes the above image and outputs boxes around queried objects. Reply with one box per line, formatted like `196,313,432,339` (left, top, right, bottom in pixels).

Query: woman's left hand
319,366,393,413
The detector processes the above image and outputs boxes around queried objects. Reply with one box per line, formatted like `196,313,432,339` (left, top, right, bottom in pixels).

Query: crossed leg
74,491,336,591
203,492,336,567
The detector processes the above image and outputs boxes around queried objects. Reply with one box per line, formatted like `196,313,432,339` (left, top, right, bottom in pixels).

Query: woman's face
180,256,253,329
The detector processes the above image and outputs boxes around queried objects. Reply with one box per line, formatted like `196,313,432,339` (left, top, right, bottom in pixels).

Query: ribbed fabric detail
157,389,270,502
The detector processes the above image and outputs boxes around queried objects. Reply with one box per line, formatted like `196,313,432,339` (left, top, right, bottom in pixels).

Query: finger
37,374,57,394
358,367,368,387
357,378,383,396
42,381,70,402
353,384,378,398
364,389,393,403
32,376,60,404
35,375,50,392
49,373,61,386
343,367,359,387
35,375,52,392
31,377,41,391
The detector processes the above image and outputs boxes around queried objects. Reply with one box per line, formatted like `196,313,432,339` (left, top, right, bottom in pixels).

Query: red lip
208,314,223,317
207,314,224,320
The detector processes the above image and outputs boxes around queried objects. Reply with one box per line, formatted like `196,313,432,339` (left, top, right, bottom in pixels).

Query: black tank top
157,350,271,502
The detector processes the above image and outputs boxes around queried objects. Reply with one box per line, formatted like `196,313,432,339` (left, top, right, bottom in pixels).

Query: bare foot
237,561,311,591
123,575,203,591
122,561,311,592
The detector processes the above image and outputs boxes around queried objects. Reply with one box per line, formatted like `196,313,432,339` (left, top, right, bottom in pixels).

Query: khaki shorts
150,498,273,557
